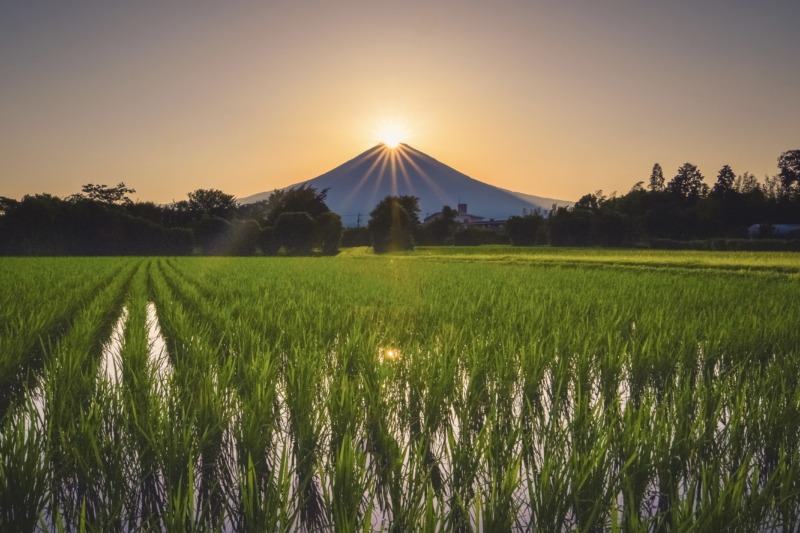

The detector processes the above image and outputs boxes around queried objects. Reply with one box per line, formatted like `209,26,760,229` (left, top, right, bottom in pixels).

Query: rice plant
0,249,798,530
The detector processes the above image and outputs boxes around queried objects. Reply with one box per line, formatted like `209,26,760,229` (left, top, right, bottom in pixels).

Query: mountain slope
240,143,570,226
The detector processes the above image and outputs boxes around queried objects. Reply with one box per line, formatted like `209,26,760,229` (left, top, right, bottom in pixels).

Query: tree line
0,184,345,256
2,150,798,255
359,150,800,252
504,150,800,249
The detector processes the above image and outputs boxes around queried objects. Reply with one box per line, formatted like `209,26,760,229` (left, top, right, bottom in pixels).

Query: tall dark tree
548,206,595,246
505,213,545,246
227,219,262,256
395,195,421,225
778,150,800,194
315,211,344,255
186,189,238,218
574,192,604,212
712,165,736,195
648,163,665,192
193,216,233,255
236,199,271,220
274,212,316,255
426,205,459,244
367,196,418,253
258,226,280,256
667,163,708,201
734,172,760,194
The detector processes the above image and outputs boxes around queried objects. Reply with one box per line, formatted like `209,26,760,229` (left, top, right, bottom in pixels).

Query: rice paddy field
1,247,799,531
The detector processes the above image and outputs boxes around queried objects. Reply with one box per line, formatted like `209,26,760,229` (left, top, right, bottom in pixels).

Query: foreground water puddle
95,302,172,391
99,306,128,385
146,301,172,392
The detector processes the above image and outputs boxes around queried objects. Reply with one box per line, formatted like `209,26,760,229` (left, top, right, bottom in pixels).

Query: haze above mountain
240,144,570,226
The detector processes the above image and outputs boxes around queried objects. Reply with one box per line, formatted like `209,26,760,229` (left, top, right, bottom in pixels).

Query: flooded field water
1,254,799,531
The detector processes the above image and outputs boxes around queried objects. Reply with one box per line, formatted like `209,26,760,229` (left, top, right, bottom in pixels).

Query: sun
382,132,402,148
374,120,408,148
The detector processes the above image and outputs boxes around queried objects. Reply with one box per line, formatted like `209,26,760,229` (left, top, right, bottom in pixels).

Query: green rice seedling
236,448,293,532
477,419,522,532
283,343,326,529
67,380,130,530
323,430,373,532
230,337,286,531
156,400,199,532
117,266,166,529
0,258,128,417
525,419,572,529
38,261,136,529
0,395,47,531
151,261,238,530
618,391,657,530
2,248,799,530
567,360,615,533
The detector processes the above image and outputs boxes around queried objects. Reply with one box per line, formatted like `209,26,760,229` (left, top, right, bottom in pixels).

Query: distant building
424,203,505,232
454,203,485,224
747,224,800,238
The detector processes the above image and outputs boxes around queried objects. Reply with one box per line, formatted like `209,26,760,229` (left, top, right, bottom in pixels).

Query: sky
1,0,799,203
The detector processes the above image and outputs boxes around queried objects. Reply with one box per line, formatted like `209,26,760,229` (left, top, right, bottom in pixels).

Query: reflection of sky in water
99,307,128,385
96,303,172,391
146,302,172,393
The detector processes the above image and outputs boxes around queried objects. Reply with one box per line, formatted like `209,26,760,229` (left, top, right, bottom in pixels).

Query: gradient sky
2,0,798,203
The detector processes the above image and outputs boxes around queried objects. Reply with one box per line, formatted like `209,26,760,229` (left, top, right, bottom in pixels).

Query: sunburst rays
341,143,455,216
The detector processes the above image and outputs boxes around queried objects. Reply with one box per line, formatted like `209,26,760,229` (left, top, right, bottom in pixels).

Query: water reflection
379,347,401,362
99,306,128,385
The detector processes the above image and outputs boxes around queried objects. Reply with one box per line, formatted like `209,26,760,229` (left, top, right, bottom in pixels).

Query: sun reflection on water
380,347,401,362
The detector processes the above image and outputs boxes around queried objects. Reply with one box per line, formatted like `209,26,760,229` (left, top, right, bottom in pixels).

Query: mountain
239,143,570,226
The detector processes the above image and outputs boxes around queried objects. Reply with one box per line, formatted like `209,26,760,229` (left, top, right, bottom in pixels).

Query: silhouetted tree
574,192,604,212
263,185,330,226
236,199,271,220
186,189,238,219
648,163,665,192
0,193,195,255
548,206,594,246
667,163,708,201
315,211,344,255
734,172,759,194
275,212,315,255
395,196,421,225
227,219,262,256
778,150,800,194
72,182,136,205
193,216,233,255
426,205,459,244
762,174,791,201
505,213,545,246
341,227,370,247
596,209,629,246
367,196,418,253
125,201,169,226
712,165,736,195
258,226,280,256
0,197,16,216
